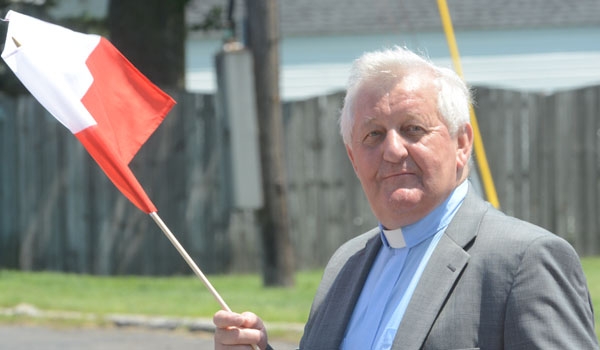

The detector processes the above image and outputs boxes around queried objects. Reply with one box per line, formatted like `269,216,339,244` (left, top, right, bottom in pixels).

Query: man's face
346,72,472,229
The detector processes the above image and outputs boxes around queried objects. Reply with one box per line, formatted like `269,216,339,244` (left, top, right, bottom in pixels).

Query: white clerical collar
381,227,406,249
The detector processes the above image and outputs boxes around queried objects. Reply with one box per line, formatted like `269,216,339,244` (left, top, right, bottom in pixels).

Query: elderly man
214,47,598,349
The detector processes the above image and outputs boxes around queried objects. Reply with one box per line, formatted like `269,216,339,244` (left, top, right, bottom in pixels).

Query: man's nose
382,130,408,162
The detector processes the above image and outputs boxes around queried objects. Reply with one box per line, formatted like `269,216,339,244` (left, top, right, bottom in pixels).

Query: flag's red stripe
76,126,157,213
74,37,175,213
81,37,175,165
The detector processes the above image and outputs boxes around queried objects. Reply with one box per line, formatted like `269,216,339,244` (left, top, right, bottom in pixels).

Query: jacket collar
391,186,490,349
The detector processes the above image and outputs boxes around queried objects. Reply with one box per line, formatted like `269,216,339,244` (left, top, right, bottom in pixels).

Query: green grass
0,269,321,324
1,256,600,339
582,257,600,336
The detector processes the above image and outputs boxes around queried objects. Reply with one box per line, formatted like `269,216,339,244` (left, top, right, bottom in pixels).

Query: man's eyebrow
359,115,377,125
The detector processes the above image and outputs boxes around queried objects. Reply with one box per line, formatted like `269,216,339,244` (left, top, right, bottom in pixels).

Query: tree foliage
108,0,188,89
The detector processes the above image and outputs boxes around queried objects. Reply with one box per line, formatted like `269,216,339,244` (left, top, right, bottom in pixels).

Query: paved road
0,325,298,350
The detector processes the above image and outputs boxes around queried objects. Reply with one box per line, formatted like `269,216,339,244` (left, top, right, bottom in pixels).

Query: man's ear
456,123,473,169
346,144,358,174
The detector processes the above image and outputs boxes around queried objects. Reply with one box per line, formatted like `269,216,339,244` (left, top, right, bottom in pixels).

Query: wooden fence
0,85,599,275
474,86,600,257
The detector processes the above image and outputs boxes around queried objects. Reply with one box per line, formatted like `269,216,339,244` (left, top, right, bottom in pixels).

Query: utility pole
246,0,295,287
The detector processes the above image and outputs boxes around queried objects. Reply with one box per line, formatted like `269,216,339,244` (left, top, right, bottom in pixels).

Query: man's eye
362,130,383,144
400,125,429,141
404,125,426,135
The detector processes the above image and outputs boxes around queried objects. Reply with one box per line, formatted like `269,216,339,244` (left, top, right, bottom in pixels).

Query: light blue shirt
341,181,469,349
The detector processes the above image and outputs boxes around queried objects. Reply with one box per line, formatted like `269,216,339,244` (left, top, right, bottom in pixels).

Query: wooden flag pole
149,212,231,310
149,212,260,350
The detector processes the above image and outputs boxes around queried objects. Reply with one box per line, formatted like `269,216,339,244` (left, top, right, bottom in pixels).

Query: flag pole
149,212,231,310
149,212,261,350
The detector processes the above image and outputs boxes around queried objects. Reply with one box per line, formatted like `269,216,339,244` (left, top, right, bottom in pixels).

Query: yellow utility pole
437,0,500,208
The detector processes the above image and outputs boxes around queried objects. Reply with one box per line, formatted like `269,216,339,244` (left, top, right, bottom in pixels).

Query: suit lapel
392,234,470,349
301,234,382,349
392,187,489,349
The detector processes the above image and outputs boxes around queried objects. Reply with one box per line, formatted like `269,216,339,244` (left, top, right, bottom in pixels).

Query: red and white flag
2,13,254,330
1,10,175,213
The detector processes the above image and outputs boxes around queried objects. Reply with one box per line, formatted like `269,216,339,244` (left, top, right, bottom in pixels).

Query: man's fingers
214,310,264,330
239,311,265,330
214,310,246,328
213,310,268,349
214,325,263,346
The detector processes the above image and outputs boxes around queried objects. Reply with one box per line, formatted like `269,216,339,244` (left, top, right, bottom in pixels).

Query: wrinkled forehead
353,69,438,110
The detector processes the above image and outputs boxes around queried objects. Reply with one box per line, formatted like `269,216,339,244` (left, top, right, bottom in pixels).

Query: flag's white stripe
1,10,99,133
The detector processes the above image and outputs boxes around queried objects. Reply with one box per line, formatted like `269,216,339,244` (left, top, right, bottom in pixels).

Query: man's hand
213,310,269,349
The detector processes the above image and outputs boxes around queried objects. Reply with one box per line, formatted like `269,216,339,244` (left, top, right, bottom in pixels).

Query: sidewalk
0,303,302,349
0,324,299,349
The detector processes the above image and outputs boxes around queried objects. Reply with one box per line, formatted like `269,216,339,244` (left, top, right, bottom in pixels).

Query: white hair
339,46,472,145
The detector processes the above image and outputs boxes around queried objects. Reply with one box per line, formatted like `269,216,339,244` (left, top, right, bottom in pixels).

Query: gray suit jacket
299,188,598,349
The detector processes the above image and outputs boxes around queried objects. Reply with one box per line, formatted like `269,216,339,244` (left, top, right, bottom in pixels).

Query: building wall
186,27,600,100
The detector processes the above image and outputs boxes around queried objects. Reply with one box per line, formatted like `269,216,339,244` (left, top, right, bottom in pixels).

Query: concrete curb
0,303,305,335
1,303,215,332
